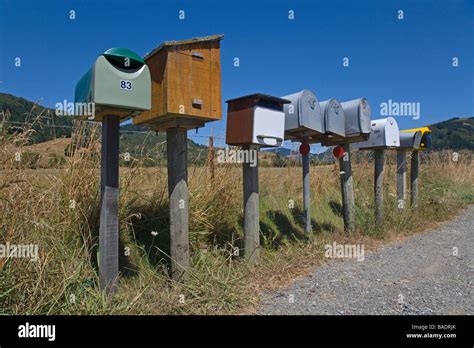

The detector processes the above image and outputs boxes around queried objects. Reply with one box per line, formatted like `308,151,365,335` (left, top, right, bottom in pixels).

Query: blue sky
1,0,472,152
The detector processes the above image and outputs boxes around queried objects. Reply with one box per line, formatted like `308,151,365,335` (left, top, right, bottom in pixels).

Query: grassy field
0,123,473,314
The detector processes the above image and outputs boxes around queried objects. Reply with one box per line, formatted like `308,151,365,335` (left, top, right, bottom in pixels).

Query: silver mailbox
283,89,324,140
352,117,400,150
319,98,345,137
321,98,371,146
399,130,422,150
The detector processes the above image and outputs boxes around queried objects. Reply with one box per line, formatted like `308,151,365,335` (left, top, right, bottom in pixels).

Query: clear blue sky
1,0,472,152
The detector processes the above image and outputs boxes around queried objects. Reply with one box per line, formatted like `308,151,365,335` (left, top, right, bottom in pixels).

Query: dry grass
0,119,473,314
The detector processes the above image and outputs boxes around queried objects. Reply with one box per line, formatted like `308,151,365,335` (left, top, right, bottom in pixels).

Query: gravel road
260,205,474,315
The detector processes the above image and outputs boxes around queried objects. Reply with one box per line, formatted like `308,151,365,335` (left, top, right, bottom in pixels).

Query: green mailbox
74,48,151,121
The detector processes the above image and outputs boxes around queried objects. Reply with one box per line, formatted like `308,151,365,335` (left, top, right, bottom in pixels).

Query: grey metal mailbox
321,98,371,146
399,130,422,150
319,98,345,138
283,89,324,140
352,117,400,150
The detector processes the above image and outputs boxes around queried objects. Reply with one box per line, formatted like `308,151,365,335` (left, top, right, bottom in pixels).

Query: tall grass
0,117,473,314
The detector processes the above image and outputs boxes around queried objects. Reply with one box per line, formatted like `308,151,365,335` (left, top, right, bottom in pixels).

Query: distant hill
0,93,209,163
428,117,474,150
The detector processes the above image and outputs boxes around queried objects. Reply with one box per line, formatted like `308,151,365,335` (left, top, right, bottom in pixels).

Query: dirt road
260,206,474,315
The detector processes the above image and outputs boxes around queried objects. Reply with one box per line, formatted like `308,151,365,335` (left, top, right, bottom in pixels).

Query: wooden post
302,152,312,235
339,143,355,232
396,150,407,209
99,115,120,294
208,129,215,182
166,127,190,282
410,150,420,207
374,149,385,224
242,145,260,265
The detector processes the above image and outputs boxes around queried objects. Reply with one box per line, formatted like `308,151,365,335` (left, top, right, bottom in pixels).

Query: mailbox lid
352,117,400,149
341,98,371,136
283,89,324,135
319,98,345,137
400,131,422,149
93,55,151,111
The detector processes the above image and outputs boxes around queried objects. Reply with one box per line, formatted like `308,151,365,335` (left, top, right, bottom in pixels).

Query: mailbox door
252,106,285,147
320,99,345,137
283,90,323,135
383,117,400,147
421,132,432,149
94,56,151,111
400,131,422,149
341,98,371,136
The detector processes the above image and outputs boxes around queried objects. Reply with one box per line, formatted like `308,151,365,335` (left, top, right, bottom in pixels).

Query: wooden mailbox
132,34,224,130
226,93,289,147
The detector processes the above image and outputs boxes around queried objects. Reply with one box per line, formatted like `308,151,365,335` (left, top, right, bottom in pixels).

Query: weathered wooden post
396,150,407,209
352,117,400,225
74,48,151,294
400,127,432,208
242,144,260,264
339,143,355,232
300,142,312,235
166,127,190,281
410,150,419,207
131,35,224,280
226,94,288,265
321,98,372,232
208,129,215,182
374,149,385,224
99,115,120,293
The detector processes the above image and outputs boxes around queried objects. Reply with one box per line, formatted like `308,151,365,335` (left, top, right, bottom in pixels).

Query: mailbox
226,93,289,147
319,98,346,137
399,130,422,150
282,90,324,140
74,48,151,121
352,117,400,150
321,98,371,146
401,127,432,150
133,34,224,130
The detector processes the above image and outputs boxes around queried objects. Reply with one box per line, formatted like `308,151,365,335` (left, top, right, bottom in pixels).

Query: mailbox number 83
120,80,133,90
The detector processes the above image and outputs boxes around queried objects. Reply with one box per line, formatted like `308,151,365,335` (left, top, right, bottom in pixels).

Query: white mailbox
352,117,400,150
321,98,371,146
399,130,422,150
319,98,345,138
226,93,289,147
282,89,324,140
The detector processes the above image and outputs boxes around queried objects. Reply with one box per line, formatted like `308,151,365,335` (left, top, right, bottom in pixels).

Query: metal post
374,149,385,224
396,150,407,209
99,115,120,294
302,152,312,235
410,150,420,207
339,143,355,232
166,127,190,282
242,145,260,265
